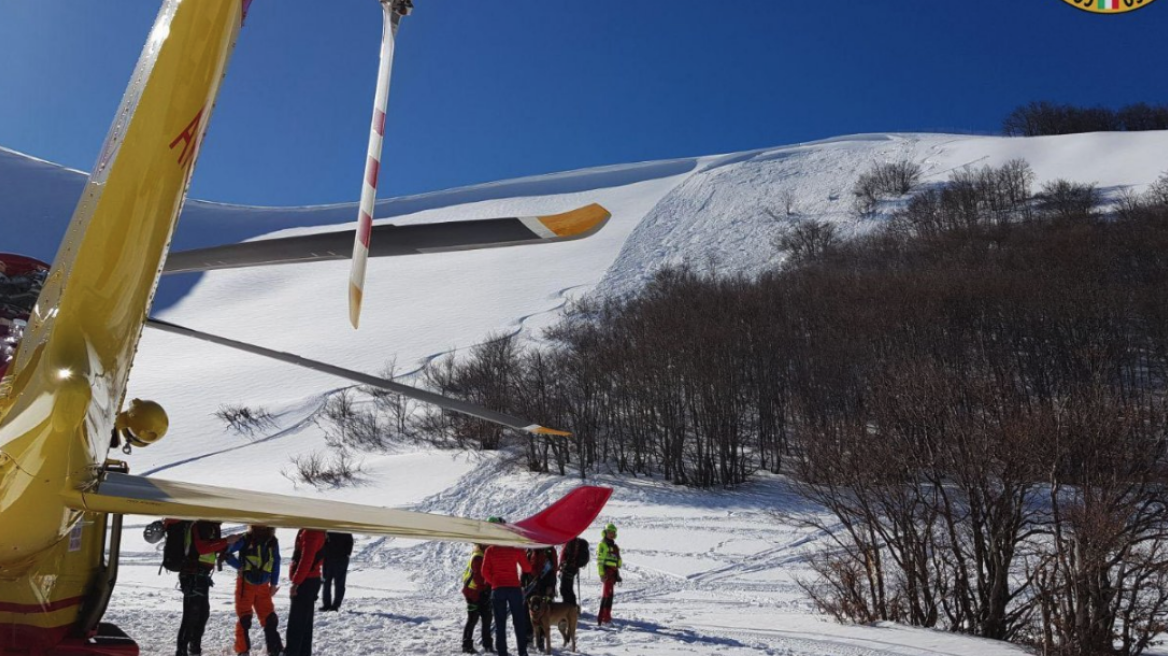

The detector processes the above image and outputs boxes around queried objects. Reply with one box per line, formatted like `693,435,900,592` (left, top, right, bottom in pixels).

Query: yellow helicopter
0,1,611,653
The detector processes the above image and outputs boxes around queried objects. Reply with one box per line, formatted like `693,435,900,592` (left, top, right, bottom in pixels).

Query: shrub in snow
1036,179,1100,221
284,449,362,488
852,159,922,216
215,404,276,436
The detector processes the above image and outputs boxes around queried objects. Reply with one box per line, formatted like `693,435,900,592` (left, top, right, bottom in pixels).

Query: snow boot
462,640,477,654
598,597,614,625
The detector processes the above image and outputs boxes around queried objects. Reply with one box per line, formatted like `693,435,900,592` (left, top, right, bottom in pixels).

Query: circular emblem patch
1059,0,1158,13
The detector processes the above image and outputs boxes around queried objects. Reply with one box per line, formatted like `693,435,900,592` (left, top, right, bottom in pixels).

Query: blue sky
1,1,1166,206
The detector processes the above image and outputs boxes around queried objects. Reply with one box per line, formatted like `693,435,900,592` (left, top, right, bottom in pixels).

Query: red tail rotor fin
511,486,613,546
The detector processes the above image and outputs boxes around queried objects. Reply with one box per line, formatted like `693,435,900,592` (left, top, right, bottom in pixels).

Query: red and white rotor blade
350,1,402,328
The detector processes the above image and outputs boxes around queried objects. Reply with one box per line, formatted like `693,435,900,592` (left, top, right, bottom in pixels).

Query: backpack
325,532,354,559
161,520,192,572
161,521,221,573
567,537,589,570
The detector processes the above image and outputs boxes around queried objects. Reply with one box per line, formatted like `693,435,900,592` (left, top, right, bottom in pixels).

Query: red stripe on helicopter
374,109,386,136
0,596,85,614
367,157,380,189
358,211,373,248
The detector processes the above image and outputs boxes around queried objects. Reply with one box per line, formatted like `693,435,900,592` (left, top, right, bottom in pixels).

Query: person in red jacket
285,529,326,656
524,546,558,651
525,547,558,599
482,521,532,656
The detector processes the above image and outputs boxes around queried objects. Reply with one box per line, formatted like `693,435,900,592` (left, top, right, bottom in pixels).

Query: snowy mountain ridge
4,131,1168,655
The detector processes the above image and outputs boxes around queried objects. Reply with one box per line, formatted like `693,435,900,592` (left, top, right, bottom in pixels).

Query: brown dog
527,595,579,654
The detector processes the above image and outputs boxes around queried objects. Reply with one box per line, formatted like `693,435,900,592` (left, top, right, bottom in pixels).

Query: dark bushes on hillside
1003,100,1168,136
852,159,923,216
775,219,840,264
414,161,1168,653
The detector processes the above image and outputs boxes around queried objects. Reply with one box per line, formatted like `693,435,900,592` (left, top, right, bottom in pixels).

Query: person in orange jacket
224,526,283,656
482,519,532,656
284,529,326,656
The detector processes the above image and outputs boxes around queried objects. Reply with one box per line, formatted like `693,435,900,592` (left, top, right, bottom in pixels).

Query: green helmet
604,523,617,537
487,516,506,525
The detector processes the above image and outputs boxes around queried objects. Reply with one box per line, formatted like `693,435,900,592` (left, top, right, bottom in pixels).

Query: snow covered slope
3,131,1168,655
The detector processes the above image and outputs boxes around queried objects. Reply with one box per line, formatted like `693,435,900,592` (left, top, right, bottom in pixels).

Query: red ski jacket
290,529,326,585
482,546,532,589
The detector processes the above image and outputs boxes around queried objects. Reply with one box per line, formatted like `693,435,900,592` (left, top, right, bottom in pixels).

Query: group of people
149,520,353,656
150,518,623,656
460,520,623,656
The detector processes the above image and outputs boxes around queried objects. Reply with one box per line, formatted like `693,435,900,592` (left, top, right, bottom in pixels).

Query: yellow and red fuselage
0,0,249,652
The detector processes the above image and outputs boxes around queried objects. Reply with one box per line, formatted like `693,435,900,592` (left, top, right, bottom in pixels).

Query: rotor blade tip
538,204,612,239
348,284,363,329
532,426,572,437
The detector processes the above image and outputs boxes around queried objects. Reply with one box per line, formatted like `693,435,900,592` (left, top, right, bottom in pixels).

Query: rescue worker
285,529,326,656
596,523,622,626
461,542,494,654
558,538,587,607
524,546,558,651
320,531,353,612
482,518,532,656
525,546,558,599
224,526,283,656
174,521,240,656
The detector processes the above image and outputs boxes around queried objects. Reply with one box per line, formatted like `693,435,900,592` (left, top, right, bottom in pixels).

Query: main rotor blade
161,204,611,275
349,2,405,329
145,318,569,436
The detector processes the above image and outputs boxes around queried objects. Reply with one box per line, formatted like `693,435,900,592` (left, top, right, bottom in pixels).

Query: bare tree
366,357,417,440
1036,179,1099,221
284,449,363,488
853,160,923,216
776,219,840,264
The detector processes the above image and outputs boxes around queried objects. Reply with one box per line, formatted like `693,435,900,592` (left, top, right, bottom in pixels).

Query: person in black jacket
559,538,587,607
320,532,354,612
169,520,240,656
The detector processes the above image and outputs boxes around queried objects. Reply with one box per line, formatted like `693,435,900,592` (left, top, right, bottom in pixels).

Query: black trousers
560,569,578,606
285,577,322,656
462,589,493,649
177,572,212,655
322,556,349,609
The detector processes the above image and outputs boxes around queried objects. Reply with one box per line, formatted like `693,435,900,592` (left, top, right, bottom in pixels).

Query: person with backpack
320,531,353,612
596,523,622,626
482,518,532,656
159,519,240,656
559,536,589,607
522,546,558,651
525,547,558,599
224,526,283,656
460,542,493,654
285,528,326,656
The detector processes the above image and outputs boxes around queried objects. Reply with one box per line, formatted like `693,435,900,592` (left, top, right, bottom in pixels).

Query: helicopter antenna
348,0,413,329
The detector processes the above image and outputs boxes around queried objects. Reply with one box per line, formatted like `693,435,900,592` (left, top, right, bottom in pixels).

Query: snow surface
5,130,1168,655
